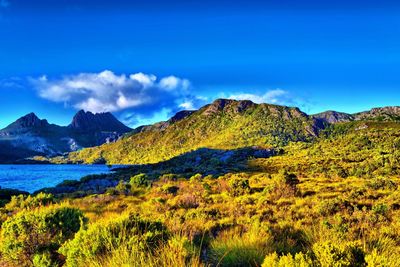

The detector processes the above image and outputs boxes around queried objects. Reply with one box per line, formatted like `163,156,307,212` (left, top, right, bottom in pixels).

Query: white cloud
228,89,291,105
129,72,156,87
33,70,192,113
179,101,195,110
159,76,190,91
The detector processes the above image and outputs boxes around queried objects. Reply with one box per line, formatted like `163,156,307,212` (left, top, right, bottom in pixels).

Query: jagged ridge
0,111,132,163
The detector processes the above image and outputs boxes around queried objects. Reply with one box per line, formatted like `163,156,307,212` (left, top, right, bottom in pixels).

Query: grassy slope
62,100,321,164
72,121,400,266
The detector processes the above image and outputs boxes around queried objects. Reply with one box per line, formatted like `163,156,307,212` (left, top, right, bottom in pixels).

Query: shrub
276,170,300,187
115,180,131,194
317,198,350,216
313,241,365,267
366,177,397,190
365,249,400,267
365,236,400,266
190,173,203,182
266,171,300,199
160,173,179,181
59,213,168,267
267,225,311,255
161,184,180,195
157,236,201,266
33,251,58,267
5,192,54,211
130,173,150,188
229,177,251,197
262,252,313,267
208,230,268,267
0,205,85,266
372,203,389,217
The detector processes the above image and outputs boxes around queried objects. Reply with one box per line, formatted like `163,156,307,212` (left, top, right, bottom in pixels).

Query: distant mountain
354,106,400,122
69,110,131,133
313,106,400,124
312,111,354,124
3,112,50,131
0,111,131,163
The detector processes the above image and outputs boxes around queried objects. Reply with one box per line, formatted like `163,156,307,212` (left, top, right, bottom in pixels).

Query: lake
0,164,118,193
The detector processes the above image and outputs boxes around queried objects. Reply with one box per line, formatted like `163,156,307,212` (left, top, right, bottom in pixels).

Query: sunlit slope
64,99,322,164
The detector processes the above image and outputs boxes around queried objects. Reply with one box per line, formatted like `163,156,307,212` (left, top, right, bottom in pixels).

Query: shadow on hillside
115,146,277,177
39,147,278,195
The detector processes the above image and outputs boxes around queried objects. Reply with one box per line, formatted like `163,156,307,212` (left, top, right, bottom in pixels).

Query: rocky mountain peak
4,112,49,130
202,99,256,115
69,110,131,133
168,110,195,123
354,106,400,121
312,111,354,124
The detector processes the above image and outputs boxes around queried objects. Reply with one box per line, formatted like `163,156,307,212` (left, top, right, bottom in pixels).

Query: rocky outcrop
312,111,354,124
0,111,132,162
354,106,400,121
69,110,131,133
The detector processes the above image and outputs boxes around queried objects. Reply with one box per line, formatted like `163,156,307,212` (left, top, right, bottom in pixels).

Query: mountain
64,99,324,164
67,110,132,147
2,101,399,164
312,106,400,125
0,111,131,163
63,100,400,165
312,111,354,124
132,110,196,134
69,110,131,133
353,106,400,121
3,112,50,131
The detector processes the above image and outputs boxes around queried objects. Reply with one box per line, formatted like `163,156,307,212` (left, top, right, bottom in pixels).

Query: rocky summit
0,110,131,163
69,110,132,133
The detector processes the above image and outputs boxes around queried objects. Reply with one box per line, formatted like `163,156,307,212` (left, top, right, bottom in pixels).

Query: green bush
276,170,300,187
372,203,389,217
229,177,251,197
59,213,168,267
365,249,400,267
115,180,131,194
5,192,54,211
0,205,85,266
130,173,149,188
208,230,268,267
262,252,313,267
267,225,311,255
32,251,58,267
367,177,397,190
161,184,180,195
313,241,365,267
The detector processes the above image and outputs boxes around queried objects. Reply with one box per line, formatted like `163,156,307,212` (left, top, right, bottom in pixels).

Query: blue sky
0,0,399,128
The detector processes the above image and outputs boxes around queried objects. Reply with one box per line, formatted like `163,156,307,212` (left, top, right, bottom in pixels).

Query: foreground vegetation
1,120,400,266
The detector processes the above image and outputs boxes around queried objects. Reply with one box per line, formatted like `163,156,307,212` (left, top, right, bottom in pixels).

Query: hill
62,99,324,164
63,100,400,165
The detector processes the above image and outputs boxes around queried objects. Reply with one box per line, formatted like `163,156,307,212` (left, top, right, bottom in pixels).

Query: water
0,164,118,193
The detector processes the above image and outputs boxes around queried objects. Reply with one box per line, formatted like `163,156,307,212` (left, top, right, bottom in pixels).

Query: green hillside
60,99,322,164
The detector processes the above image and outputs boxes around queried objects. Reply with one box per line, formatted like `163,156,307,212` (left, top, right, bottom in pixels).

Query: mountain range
0,99,399,164
62,99,400,165
0,110,131,163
